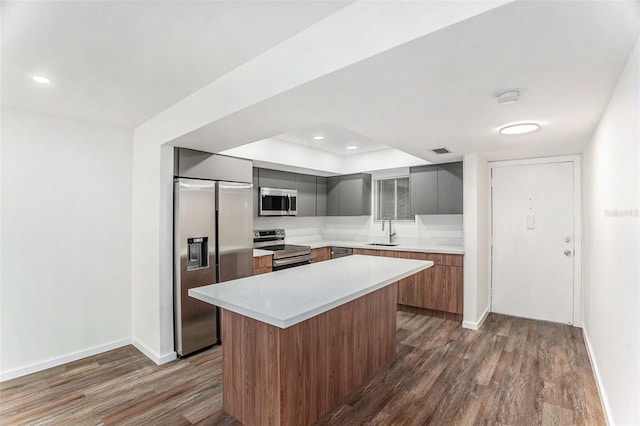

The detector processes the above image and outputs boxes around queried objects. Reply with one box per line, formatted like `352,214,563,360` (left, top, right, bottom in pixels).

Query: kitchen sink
367,243,399,246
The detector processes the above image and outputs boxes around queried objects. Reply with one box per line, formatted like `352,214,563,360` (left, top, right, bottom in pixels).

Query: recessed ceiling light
499,123,540,135
346,145,358,150
312,136,325,141
32,75,51,84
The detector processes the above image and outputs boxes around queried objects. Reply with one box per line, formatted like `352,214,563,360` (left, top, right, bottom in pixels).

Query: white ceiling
273,123,389,156
173,0,639,165
2,1,639,170
1,1,350,127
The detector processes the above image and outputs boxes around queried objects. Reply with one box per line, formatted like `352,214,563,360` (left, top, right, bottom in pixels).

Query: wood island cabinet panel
310,247,331,263
222,284,398,426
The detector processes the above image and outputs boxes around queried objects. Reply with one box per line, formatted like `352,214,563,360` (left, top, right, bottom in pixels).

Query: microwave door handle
286,194,291,213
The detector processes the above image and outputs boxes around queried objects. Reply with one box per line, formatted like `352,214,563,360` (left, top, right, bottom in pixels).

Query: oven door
260,187,297,216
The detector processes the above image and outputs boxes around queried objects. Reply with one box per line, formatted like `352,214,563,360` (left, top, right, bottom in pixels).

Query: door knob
565,237,572,243
564,250,572,256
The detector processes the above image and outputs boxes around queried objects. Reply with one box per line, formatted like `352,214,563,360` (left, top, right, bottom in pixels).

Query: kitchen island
189,254,432,426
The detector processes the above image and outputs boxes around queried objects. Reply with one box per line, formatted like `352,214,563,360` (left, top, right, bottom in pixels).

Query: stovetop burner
253,229,311,261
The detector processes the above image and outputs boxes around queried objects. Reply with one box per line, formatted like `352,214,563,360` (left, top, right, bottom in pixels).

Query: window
374,177,412,221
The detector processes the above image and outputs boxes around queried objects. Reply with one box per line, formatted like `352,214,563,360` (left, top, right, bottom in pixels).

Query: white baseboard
582,327,613,425
462,308,489,331
0,338,131,382
132,338,176,365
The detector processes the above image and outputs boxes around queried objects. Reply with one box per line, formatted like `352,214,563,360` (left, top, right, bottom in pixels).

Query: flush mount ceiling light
496,89,521,104
32,75,51,84
312,135,325,141
346,145,358,150
499,122,540,135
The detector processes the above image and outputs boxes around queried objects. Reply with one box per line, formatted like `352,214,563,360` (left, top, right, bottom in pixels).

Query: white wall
0,108,133,380
582,36,640,425
255,214,463,247
462,153,490,330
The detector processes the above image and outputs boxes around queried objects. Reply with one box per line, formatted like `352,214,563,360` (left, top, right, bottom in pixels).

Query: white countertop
305,240,464,255
253,249,273,257
252,241,463,257
189,255,433,328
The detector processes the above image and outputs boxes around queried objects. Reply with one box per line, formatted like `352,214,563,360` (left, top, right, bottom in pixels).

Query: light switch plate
526,214,535,230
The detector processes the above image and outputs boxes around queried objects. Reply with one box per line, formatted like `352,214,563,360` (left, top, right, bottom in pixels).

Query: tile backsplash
254,215,463,246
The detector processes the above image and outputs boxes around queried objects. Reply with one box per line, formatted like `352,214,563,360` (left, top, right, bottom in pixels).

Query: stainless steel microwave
259,187,297,216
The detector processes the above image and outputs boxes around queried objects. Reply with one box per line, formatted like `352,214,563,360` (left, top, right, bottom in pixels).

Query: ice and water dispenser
187,237,209,271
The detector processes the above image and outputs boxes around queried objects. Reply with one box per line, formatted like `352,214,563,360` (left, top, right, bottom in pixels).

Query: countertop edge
306,241,464,255
277,259,433,328
253,241,464,257
189,257,434,329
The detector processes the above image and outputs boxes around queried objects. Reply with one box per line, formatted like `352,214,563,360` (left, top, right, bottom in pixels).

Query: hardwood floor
0,313,605,425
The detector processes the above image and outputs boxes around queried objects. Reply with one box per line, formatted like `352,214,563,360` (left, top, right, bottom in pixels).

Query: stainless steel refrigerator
174,178,253,357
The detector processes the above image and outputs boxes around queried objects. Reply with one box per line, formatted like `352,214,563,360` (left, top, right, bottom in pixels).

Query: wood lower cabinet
354,248,463,320
222,283,397,425
253,254,272,275
310,247,331,263
433,265,463,314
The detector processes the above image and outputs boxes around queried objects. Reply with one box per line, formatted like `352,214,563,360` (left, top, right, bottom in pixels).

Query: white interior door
491,161,575,324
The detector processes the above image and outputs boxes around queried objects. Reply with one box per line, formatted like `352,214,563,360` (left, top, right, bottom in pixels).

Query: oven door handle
272,254,312,267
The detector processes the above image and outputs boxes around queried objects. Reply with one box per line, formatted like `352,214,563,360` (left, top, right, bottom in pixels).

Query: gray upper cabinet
253,167,372,217
339,174,361,216
295,173,317,217
410,162,463,215
410,165,438,215
437,162,463,214
316,177,327,216
326,176,340,216
258,168,296,189
328,173,371,216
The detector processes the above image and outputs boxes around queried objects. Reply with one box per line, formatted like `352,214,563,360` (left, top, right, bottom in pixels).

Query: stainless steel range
253,229,311,270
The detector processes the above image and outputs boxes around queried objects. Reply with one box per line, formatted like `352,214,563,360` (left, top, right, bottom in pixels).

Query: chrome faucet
381,216,396,244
